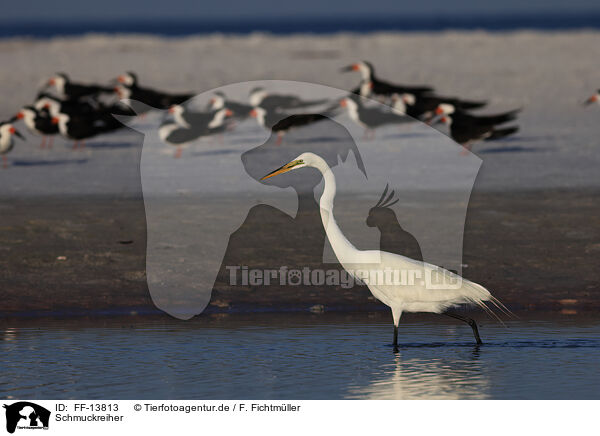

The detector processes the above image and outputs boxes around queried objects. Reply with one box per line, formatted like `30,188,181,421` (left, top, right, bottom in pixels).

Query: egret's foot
393,346,399,354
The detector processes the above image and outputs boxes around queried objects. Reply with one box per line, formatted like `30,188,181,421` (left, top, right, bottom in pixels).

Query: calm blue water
1,313,599,399
2,13,600,38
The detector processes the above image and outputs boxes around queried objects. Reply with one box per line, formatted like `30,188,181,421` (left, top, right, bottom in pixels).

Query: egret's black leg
393,325,399,353
444,312,483,345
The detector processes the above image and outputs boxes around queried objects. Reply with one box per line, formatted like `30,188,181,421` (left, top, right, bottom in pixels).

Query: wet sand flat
1,189,598,315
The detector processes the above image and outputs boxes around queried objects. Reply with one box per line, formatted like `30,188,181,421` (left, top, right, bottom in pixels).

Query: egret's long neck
312,157,360,264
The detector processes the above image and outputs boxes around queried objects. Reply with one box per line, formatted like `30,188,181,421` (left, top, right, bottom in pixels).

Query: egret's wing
357,251,494,308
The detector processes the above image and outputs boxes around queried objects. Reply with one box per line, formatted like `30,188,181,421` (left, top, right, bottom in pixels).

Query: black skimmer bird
207,92,253,119
339,95,413,139
439,113,519,153
249,107,330,145
0,122,24,168
169,105,233,131
434,103,520,126
158,122,201,158
37,93,135,123
393,93,487,120
52,112,122,149
341,61,434,99
35,93,99,117
116,72,139,87
15,106,59,148
248,87,329,111
44,73,112,100
159,108,232,158
115,72,193,109
584,90,600,106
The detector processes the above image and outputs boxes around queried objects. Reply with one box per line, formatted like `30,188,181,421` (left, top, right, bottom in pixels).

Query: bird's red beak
435,106,444,115
16,112,24,120
587,95,598,104
440,116,448,123
339,99,347,107
352,64,359,71
225,109,233,117
51,117,59,125
117,75,126,83
9,127,16,134
48,78,56,86
249,109,257,117
43,103,50,109
209,98,215,104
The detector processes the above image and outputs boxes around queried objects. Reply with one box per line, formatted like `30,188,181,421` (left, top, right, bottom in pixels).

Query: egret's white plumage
262,152,506,348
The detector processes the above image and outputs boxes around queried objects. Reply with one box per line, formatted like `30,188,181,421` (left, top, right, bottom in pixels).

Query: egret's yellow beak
261,159,304,180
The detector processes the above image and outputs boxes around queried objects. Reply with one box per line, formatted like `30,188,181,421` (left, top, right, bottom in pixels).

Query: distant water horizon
1,12,600,38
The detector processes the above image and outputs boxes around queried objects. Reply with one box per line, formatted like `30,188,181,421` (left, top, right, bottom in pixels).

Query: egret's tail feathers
462,279,511,325
469,297,504,325
489,295,516,319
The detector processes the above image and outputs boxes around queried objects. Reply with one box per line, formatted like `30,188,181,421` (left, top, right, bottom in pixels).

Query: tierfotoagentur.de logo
3,402,50,434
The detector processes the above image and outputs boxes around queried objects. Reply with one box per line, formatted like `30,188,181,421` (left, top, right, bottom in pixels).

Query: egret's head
260,153,312,180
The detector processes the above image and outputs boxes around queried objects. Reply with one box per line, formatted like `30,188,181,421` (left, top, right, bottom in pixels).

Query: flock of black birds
1,61,597,167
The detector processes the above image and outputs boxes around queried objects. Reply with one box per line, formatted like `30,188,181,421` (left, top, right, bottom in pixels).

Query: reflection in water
2,328,18,342
348,349,489,399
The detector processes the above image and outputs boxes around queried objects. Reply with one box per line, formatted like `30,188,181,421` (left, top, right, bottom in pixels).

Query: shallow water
1,313,598,399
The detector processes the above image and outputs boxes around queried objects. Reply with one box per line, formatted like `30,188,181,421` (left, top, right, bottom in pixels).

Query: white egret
262,152,507,351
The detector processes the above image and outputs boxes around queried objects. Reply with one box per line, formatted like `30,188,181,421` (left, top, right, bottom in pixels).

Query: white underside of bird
21,110,42,135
